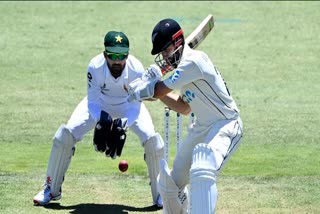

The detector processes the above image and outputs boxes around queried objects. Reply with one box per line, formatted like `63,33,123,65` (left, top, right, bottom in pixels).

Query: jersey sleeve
129,55,145,80
163,59,203,90
87,62,102,122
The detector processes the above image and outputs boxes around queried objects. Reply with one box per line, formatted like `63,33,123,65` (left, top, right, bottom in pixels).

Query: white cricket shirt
163,45,240,126
87,53,145,122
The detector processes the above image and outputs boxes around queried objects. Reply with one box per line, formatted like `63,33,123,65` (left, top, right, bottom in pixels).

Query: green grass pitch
0,1,319,213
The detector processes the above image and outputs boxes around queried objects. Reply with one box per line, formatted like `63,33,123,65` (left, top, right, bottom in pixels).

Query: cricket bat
186,14,214,49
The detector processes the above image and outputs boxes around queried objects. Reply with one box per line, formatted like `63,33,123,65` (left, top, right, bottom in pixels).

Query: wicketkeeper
128,18,244,213
33,31,164,208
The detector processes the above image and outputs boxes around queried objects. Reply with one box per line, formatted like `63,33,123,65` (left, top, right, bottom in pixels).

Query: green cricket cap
104,31,129,53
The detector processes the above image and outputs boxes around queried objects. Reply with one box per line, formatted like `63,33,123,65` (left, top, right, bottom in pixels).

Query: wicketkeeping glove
93,111,113,152
105,118,128,159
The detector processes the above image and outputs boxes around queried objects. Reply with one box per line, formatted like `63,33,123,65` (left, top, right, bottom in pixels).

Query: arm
127,78,191,114
87,65,103,122
155,82,191,115
153,81,172,99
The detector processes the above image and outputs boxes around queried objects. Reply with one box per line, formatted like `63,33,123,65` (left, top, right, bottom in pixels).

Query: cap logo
165,23,170,27
115,35,123,43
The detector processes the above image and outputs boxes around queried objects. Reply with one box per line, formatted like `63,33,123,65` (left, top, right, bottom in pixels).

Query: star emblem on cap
115,35,123,43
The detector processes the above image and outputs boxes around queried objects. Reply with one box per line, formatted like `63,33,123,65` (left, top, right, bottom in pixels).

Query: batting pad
144,133,164,205
46,124,76,195
190,143,218,214
157,159,188,214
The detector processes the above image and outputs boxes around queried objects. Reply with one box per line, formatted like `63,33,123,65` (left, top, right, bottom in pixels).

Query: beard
109,63,124,78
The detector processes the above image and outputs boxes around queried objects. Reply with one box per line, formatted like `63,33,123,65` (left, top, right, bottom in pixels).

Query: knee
190,143,217,182
54,125,76,148
144,133,164,154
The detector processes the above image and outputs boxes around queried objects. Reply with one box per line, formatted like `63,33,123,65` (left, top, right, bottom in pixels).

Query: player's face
154,44,179,74
161,44,175,61
104,52,128,78
161,43,183,69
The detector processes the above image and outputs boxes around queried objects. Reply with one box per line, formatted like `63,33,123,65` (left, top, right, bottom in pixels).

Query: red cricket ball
118,160,128,172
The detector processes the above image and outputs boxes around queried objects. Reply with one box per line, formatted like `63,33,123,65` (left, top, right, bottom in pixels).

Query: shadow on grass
43,202,161,213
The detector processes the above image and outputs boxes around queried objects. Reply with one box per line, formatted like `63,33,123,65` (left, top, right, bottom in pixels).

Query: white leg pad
157,159,188,214
46,124,76,195
190,143,218,214
144,133,164,205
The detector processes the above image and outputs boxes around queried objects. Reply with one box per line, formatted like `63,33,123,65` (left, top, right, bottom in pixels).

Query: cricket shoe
33,184,61,206
154,194,163,208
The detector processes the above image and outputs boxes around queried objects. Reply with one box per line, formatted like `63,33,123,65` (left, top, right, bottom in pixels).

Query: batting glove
142,64,162,82
127,78,157,102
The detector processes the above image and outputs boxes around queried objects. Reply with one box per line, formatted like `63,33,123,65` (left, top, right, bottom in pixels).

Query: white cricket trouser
65,96,156,144
171,117,243,188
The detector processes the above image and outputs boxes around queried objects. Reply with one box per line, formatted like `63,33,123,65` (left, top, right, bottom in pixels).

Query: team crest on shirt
182,90,195,103
169,70,180,83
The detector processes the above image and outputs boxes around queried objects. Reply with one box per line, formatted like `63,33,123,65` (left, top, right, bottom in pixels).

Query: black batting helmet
151,18,184,55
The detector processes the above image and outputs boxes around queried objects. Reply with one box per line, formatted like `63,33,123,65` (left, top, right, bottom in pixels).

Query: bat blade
186,14,214,49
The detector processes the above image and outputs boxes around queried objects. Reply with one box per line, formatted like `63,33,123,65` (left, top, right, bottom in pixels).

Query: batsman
128,18,244,213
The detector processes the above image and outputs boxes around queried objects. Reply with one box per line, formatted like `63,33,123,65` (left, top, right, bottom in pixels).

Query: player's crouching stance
33,31,164,208
33,113,163,207
128,18,244,213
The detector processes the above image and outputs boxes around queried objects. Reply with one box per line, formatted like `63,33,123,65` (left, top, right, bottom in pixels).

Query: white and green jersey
66,52,157,142
87,53,144,122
